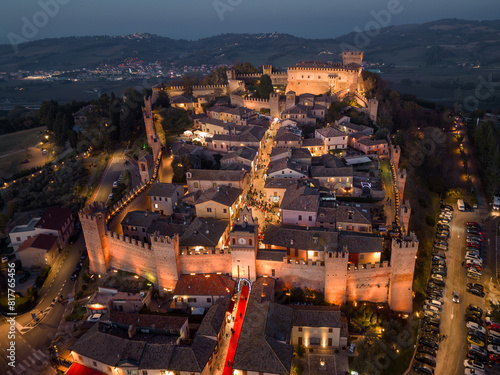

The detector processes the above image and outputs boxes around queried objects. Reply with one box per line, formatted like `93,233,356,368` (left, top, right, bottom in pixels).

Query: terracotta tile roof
17,233,58,252
173,274,235,296
147,183,183,198
36,207,73,231
310,165,353,178
122,211,160,228
195,185,242,207
187,169,247,182
170,94,196,104
267,158,308,176
264,177,300,189
197,298,231,337
179,217,229,247
280,185,320,212
339,232,382,253
291,305,342,328
220,147,258,163
233,299,293,374
335,206,371,225
263,224,339,252
302,138,324,147
356,138,388,147
316,127,347,138
109,310,187,332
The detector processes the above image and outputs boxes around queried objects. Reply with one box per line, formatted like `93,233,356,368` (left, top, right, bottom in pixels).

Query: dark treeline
0,107,42,135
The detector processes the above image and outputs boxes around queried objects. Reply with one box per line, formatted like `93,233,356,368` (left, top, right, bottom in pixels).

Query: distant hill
1,19,500,71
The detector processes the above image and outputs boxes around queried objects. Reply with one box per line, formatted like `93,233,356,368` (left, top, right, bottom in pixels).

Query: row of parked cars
464,303,500,371
412,205,455,374
464,222,483,280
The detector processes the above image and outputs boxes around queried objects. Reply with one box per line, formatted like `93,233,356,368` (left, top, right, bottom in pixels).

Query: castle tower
151,233,180,296
390,145,401,170
399,200,411,235
324,248,349,305
269,93,280,118
226,69,236,81
230,207,258,282
79,203,109,275
286,91,296,109
262,65,273,77
388,233,418,312
342,51,364,66
396,169,407,203
368,98,378,123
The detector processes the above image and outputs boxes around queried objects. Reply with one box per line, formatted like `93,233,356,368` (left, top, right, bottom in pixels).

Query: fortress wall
346,261,391,303
179,252,232,275
106,232,159,283
256,257,325,291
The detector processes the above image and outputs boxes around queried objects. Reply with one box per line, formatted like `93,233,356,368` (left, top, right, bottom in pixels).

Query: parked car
489,323,500,333
87,313,102,323
487,345,500,355
465,316,484,326
452,291,460,303
468,288,486,297
417,345,436,357
468,335,485,347
466,321,485,333
467,222,480,227
489,353,500,363
464,359,485,371
464,368,485,375
415,353,436,367
419,337,439,350
412,362,434,374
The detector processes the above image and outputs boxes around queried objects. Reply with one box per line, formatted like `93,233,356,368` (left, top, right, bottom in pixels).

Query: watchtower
342,51,364,66
79,202,109,275
324,248,349,305
230,207,258,282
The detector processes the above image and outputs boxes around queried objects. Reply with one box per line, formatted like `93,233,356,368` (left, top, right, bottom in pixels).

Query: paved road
0,235,84,374
90,150,130,204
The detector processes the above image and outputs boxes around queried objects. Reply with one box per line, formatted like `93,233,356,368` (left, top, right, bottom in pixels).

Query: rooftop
36,207,73,231
316,127,347,138
16,233,58,252
263,224,339,252
280,185,320,212
109,310,188,332
195,185,242,207
122,211,160,228
147,183,183,198
187,169,247,182
339,231,383,253
173,274,235,296
179,217,229,247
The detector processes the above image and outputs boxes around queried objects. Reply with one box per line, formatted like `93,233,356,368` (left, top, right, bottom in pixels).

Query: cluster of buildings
65,51,418,375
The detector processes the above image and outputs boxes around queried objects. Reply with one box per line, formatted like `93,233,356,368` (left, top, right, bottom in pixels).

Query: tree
231,62,258,75
172,155,192,183
155,88,170,109
258,74,273,99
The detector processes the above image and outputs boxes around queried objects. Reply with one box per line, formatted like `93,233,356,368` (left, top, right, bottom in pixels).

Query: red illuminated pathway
223,285,249,375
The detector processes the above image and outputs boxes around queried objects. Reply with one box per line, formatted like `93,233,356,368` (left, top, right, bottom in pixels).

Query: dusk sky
1,0,499,45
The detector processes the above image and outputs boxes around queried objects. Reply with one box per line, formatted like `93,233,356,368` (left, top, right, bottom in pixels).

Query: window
282,171,284,174
298,215,302,220
142,371,148,375
232,238,236,245
328,338,333,346
194,182,199,188
207,298,212,303
309,216,312,221
272,269,275,276
213,183,217,188
188,298,197,302
328,328,333,333
142,228,145,232
159,197,162,201
93,361,97,367
314,251,318,257
223,209,227,213
154,204,159,209
153,196,157,201
249,239,252,246
207,208,212,213
360,254,365,259
298,337,303,346
16,237,21,242
298,327,303,332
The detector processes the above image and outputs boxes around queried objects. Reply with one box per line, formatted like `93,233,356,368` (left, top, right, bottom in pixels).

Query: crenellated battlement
288,66,360,73
105,231,151,249
283,257,325,267
151,232,177,245
244,97,270,103
347,261,389,272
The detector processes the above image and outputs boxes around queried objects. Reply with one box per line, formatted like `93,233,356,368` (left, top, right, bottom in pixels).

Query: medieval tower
324,248,349,305
230,207,258,282
79,203,110,275
388,233,419,312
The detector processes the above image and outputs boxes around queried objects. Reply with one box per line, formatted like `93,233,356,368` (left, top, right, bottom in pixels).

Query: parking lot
409,204,500,375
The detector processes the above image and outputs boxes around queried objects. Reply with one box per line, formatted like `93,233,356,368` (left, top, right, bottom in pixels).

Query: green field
0,126,46,177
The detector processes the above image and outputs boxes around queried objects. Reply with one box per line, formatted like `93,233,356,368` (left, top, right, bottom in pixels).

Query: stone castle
79,52,418,312
152,51,375,119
